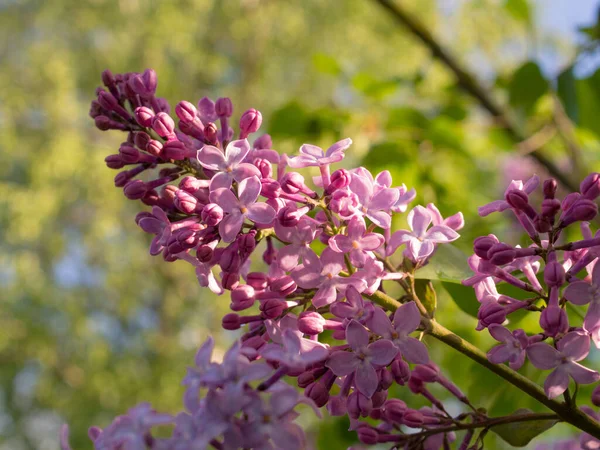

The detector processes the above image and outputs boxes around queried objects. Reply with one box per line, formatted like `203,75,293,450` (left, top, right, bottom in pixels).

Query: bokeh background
3,0,600,448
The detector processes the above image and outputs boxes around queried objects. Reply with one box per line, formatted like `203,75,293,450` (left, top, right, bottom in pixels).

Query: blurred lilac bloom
478,175,539,217
197,139,261,190
367,302,429,364
427,203,464,231
137,206,171,255
486,325,529,370
387,205,459,260
329,216,385,267
564,262,600,347
197,96,217,124
287,138,352,168
242,387,321,450
326,320,398,398
264,314,329,355
274,218,321,271
527,330,600,399
260,329,329,371
291,248,367,308
580,406,600,450
210,176,276,242
347,174,399,229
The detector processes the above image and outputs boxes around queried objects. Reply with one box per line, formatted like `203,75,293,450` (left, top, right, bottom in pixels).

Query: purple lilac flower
210,176,276,242
387,205,459,261
329,216,385,267
260,328,329,371
366,302,429,364
197,139,261,190
486,324,529,370
478,174,539,217
327,320,398,398
564,262,600,347
346,173,399,229
136,206,172,255
274,217,321,271
527,330,600,399
287,138,351,169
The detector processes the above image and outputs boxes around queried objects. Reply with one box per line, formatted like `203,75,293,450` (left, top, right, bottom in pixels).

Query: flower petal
198,145,226,170
367,339,398,366
567,361,600,385
326,351,359,376
346,320,370,350
544,367,570,399
425,225,459,243
526,343,562,370
407,205,432,238
238,176,262,206
209,188,239,213
370,188,399,211
393,301,421,335
563,281,595,306
218,212,244,243
300,143,325,158
354,362,378,398
366,307,394,338
225,139,251,166
397,336,429,364
246,202,276,224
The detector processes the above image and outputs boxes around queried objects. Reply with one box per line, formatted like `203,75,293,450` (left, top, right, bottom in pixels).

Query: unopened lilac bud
222,313,242,330
263,237,276,265
277,205,308,227
105,154,124,169
476,301,506,330
297,367,328,388
196,245,214,263
592,385,600,407
270,275,296,297
119,144,140,163
175,101,197,124
325,169,351,194
305,379,331,407
134,106,155,127
174,190,199,214
246,272,268,290
543,179,558,199
237,232,257,255
533,215,553,233
562,192,581,212
347,391,372,419
356,425,379,445
203,122,218,145
97,90,119,111
231,285,255,311
280,172,314,196
123,180,147,200
544,261,565,287
541,198,561,217
473,235,500,259
379,369,394,390
221,272,240,290
239,108,262,139
391,359,411,385
383,399,407,424
561,199,598,227
298,311,326,335
506,189,529,210
160,184,177,203
487,243,516,266
260,179,281,199
163,140,189,160
412,364,439,383
402,410,425,428
254,158,272,179
253,134,272,149
372,390,387,408
134,131,151,150
146,140,163,157
581,173,600,200
260,298,286,319
101,69,116,90
220,247,241,272
540,305,569,337
152,112,175,138
94,115,123,131
215,97,233,118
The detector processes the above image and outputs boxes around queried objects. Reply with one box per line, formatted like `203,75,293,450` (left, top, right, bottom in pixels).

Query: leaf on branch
491,408,558,447
414,244,472,284
414,279,437,316
508,61,549,114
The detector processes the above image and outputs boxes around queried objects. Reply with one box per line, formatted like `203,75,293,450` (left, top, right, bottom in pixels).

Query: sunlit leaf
508,61,548,114
491,408,558,447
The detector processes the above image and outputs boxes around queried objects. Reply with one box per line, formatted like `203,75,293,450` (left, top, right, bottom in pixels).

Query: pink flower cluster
62,69,477,449
467,173,600,445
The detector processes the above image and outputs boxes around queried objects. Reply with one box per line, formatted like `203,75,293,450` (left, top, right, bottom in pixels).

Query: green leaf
491,408,558,447
575,69,600,136
557,66,579,123
414,279,437,316
441,281,479,318
508,61,548,114
351,72,404,100
312,53,342,76
504,0,531,24
414,244,472,284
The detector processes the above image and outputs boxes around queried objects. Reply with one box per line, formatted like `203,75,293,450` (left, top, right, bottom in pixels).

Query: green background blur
3,0,600,448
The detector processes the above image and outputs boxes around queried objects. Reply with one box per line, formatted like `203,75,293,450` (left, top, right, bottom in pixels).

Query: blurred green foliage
2,0,600,448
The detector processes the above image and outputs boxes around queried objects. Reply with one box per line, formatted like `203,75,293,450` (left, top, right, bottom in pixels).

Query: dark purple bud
277,205,308,227
592,385,600,407
253,134,272,149
222,313,242,330
105,154,124,169
356,425,379,445
174,189,199,214
163,140,189,160
94,115,126,131
146,140,163,157
220,246,241,272
221,272,240,290
152,112,175,138
260,298,286,319
473,235,499,259
383,399,407,424
487,243,516,266
239,108,262,138
543,179,557,199
134,131,151,150
544,261,565,287
143,69,157,94
198,203,222,227
134,106,155,127
119,144,140,163
541,198,561,217
325,169,351,195
402,410,425,428
561,199,598,227
123,180,147,200
347,391,372,419
297,367,328,388
562,192,581,212
506,189,529,210
476,301,506,330
540,305,569,337
390,359,411,385
305,380,330,408
196,245,214,263
581,173,600,200
263,237,276,265
175,101,197,124
215,97,233,118
247,272,268,290
97,90,119,111
533,215,553,234
254,158,272,179
237,232,257,255
412,363,439,383
101,69,116,90
379,369,394,390
372,390,387,409
298,311,326,335
231,285,256,311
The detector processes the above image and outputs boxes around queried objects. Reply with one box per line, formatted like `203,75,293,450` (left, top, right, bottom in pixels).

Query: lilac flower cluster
76,69,483,449
467,174,600,445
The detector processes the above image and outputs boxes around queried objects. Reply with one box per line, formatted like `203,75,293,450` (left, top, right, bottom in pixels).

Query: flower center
326,273,333,280
352,240,360,249
240,207,248,214
226,166,233,173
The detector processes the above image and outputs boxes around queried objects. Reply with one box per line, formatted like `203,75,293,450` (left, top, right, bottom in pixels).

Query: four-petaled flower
274,218,321,271
347,173,399,229
287,138,352,168
210,176,276,242
326,320,398,398
329,216,385,267
527,330,600,399
486,324,529,370
260,329,329,371
387,205,459,261
198,139,261,190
